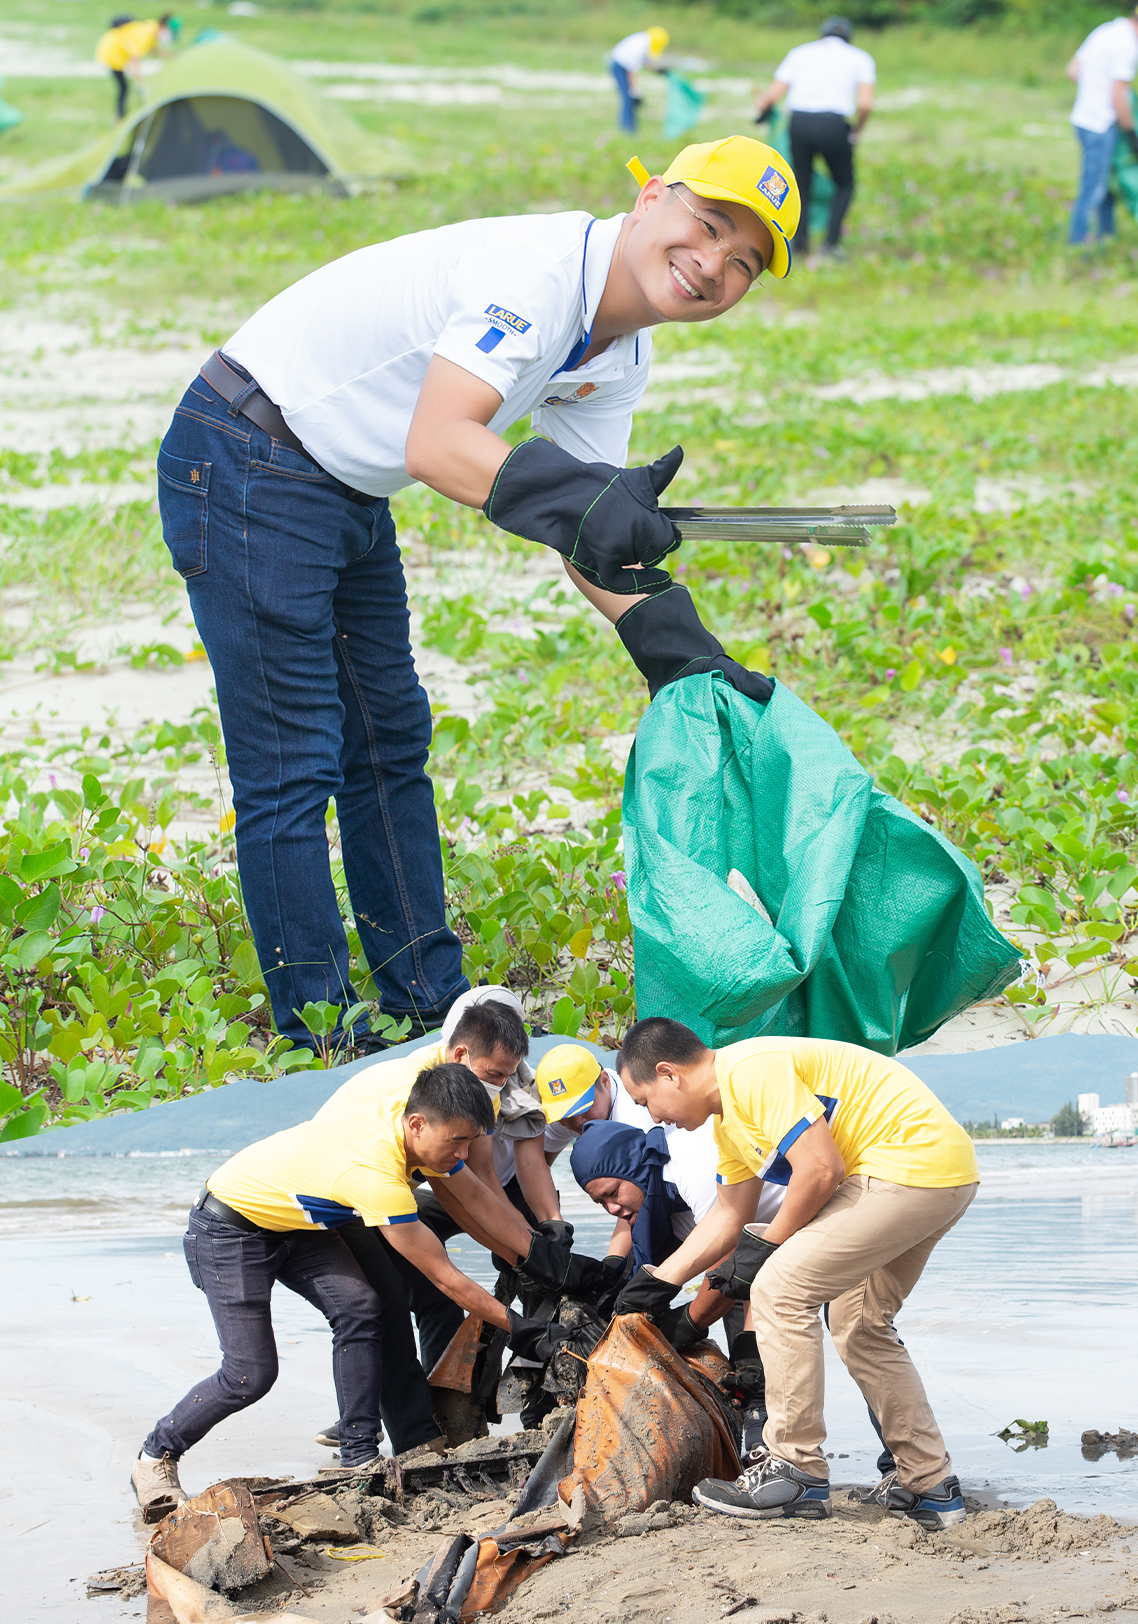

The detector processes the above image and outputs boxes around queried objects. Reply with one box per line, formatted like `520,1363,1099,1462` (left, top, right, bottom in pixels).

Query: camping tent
0,40,405,203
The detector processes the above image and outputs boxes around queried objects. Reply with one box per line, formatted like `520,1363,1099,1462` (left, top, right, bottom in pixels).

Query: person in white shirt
156,138,798,1053
609,26,669,132
1066,10,1138,244
754,16,875,259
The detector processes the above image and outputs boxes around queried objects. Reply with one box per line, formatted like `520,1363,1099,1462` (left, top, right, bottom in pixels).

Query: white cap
440,984,525,1047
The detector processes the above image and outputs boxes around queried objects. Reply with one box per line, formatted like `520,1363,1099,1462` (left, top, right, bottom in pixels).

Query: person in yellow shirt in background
94,13,178,121
130,1061,589,1517
614,1017,978,1531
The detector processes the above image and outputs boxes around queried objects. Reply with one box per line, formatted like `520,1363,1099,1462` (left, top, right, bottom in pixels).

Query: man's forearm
427,1172,533,1261
652,1204,745,1288
513,1134,563,1224
1113,82,1136,131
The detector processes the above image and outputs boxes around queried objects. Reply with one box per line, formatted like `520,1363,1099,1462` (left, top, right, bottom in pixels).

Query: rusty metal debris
149,1481,272,1592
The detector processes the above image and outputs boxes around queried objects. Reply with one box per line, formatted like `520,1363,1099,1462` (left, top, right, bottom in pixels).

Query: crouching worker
131,1063,577,1515
614,1018,978,1530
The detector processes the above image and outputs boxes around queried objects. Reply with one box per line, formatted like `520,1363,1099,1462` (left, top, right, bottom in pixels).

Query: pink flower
1119,789,1131,804
884,668,896,681
1019,583,1032,601
48,773,58,788
89,905,106,924
999,648,1013,667
1107,582,1124,598
79,847,90,860
611,871,627,891
1125,604,1136,623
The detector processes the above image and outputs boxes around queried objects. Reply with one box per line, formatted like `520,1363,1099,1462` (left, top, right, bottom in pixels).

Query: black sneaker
847,1468,897,1507
887,1472,966,1529
693,1456,832,1521
315,1420,340,1447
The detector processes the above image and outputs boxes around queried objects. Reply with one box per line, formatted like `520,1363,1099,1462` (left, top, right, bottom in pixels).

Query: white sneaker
131,1451,187,1517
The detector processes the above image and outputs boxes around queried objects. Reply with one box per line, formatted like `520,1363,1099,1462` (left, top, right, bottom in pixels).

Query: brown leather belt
198,350,374,505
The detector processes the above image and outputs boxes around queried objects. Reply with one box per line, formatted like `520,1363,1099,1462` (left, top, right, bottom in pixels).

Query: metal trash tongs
661,503,897,548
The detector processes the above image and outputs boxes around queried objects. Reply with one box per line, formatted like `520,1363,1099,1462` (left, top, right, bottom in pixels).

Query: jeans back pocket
158,448,211,578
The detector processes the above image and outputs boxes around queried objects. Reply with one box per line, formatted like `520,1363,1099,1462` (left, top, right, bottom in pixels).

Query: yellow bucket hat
535,1044,604,1122
647,26,670,56
628,136,800,280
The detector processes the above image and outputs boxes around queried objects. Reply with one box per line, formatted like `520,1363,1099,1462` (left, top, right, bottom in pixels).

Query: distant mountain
906,1033,1138,1125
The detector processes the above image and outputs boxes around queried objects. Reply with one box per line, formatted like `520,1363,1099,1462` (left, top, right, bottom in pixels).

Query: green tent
0,41,405,203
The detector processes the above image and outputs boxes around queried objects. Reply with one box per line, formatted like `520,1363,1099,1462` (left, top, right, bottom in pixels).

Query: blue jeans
1070,123,1118,243
157,373,468,1046
611,62,637,132
145,1204,384,1465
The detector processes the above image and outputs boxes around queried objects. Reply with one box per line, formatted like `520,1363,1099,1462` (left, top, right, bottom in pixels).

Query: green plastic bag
663,71,705,143
623,675,1021,1054
1112,91,1138,223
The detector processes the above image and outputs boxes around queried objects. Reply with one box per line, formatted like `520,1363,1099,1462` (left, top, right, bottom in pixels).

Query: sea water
2,1141,1135,1619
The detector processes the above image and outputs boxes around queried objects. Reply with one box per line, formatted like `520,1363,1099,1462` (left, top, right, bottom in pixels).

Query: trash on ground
269,1489,361,1542
1082,1427,1138,1460
996,1418,1049,1451
149,1480,272,1590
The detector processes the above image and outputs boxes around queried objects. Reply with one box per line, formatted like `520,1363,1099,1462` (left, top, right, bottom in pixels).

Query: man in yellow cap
608,26,670,132
157,137,798,1057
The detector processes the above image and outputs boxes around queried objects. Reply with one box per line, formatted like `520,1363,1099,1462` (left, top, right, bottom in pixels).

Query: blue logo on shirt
485,305,532,334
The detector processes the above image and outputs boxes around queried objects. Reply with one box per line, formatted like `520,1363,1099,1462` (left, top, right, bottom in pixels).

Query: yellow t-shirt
713,1037,978,1192
95,19,160,70
314,1041,505,1126
207,1069,465,1232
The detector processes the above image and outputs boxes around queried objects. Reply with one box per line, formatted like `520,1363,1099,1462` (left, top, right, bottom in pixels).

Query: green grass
0,2,1135,1136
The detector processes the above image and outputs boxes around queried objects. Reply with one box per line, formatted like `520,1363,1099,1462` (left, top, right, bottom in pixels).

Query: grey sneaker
848,1468,898,1507
315,1419,339,1447
693,1455,831,1520
131,1451,187,1518
888,1472,966,1529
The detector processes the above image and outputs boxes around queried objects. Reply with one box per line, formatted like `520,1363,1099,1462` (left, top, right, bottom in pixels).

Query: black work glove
706,1228,780,1300
601,1253,633,1290
754,105,773,125
615,1264,677,1320
536,1218,574,1247
1127,128,1138,162
669,1307,709,1352
616,585,775,704
483,438,682,595
518,1233,608,1296
506,1311,574,1363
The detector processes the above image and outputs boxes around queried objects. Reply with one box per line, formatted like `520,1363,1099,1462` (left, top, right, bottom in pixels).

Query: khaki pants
750,1175,976,1492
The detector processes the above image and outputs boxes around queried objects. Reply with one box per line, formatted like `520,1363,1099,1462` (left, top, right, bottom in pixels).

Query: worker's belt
199,351,375,506
196,1188,266,1234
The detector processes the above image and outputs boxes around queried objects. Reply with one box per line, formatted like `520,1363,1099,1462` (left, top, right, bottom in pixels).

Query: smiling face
583,1175,645,1222
624,179,773,326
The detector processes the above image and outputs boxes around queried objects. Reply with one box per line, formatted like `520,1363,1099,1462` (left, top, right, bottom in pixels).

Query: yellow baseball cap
535,1044,604,1122
628,136,800,280
647,26,670,56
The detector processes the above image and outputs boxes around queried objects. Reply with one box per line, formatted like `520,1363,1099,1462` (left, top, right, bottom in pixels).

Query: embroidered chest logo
476,304,533,354
757,165,789,209
541,382,599,406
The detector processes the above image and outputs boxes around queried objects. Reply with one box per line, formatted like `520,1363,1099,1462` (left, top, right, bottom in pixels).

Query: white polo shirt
775,36,876,119
224,211,652,499
1071,17,1138,134
549,1070,786,1242
610,31,654,74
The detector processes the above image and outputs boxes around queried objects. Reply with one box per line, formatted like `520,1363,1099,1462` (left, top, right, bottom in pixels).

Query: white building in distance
1092,1102,1138,1137
1079,1092,1100,1118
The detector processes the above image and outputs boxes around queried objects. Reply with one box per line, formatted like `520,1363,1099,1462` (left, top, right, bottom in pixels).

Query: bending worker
754,16,874,261
94,13,177,120
614,1017,978,1531
158,135,795,1054
1065,7,1138,246
608,26,669,132
132,1061,584,1515
311,987,571,1456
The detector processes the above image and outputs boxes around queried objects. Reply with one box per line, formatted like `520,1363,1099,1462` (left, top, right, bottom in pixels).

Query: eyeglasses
667,184,765,287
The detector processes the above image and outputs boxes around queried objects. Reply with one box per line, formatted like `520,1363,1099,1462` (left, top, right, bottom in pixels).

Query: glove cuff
616,587,775,704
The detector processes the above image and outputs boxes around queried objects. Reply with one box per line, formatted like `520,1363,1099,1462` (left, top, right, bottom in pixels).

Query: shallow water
2,1142,1136,1619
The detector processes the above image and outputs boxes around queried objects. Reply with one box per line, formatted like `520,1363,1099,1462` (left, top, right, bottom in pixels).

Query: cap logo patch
757,165,789,209
545,1074,568,1097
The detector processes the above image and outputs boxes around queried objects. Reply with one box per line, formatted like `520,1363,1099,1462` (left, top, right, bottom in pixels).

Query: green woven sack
623,675,1021,1054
